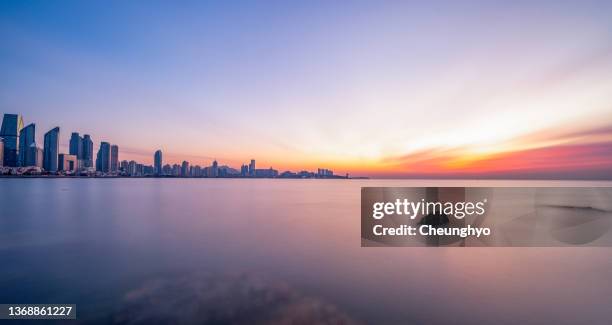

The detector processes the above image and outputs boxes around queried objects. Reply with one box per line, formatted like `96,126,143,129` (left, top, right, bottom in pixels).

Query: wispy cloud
381,122,612,179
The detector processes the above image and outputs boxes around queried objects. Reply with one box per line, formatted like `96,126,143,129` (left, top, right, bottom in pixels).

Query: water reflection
112,272,360,325
1,179,612,324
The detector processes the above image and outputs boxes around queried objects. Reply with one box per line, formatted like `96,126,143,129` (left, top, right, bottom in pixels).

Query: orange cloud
378,122,612,179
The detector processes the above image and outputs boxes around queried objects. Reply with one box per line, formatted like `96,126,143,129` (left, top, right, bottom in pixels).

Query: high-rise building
58,154,77,172
190,165,201,177
81,134,94,168
249,159,256,177
96,142,111,173
0,114,24,167
120,160,129,173
218,166,228,177
135,163,144,176
110,145,119,172
181,161,189,177
27,143,43,168
128,160,137,176
69,132,83,168
143,165,154,176
154,150,163,175
211,160,219,177
162,164,172,175
43,127,60,172
0,137,4,167
18,123,35,166
317,168,333,177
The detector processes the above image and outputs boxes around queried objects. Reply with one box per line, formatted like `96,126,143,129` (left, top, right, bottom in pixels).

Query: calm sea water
1,179,612,324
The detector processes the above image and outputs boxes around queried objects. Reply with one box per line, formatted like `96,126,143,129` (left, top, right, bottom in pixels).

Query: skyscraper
162,164,172,175
18,123,36,166
95,148,100,171
81,134,93,168
249,159,256,177
192,165,202,177
181,161,189,177
69,132,83,166
110,145,119,172
27,143,43,168
154,150,163,175
43,127,60,172
96,142,111,173
128,160,137,176
120,160,128,172
0,114,24,167
211,160,219,178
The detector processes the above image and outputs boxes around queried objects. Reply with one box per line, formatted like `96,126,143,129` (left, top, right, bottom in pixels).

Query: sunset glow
1,1,611,178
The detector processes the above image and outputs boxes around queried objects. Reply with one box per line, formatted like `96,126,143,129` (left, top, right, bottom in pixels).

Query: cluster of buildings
0,113,348,179
155,157,239,178
0,114,121,176
147,155,345,179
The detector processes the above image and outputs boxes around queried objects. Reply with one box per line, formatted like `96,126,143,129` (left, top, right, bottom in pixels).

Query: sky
1,1,611,178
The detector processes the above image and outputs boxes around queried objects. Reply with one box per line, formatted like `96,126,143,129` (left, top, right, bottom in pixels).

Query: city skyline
0,112,343,178
1,2,612,178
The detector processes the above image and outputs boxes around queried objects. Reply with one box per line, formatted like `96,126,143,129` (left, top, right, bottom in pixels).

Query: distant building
136,163,144,176
162,164,172,175
154,150,163,175
218,166,232,177
96,142,111,173
240,164,248,177
0,114,24,167
317,168,333,177
255,167,278,178
191,165,202,177
58,154,78,172
279,171,297,178
172,164,180,176
127,160,137,176
18,123,36,166
81,134,94,168
143,165,154,176
181,161,190,177
208,160,218,177
297,170,315,178
43,127,60,172
27,143,43,168
110,145,119,172
249,159,256,177
120,160,129,173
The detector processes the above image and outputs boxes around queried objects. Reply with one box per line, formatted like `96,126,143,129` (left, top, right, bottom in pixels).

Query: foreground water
1,179,611,324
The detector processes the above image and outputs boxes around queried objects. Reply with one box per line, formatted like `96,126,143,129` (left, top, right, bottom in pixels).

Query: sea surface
1,179,612,324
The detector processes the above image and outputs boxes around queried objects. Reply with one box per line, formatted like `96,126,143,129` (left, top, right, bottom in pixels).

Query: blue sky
1,1,612,177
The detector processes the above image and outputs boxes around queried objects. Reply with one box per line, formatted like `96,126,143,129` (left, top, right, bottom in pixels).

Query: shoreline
0,175,364,180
